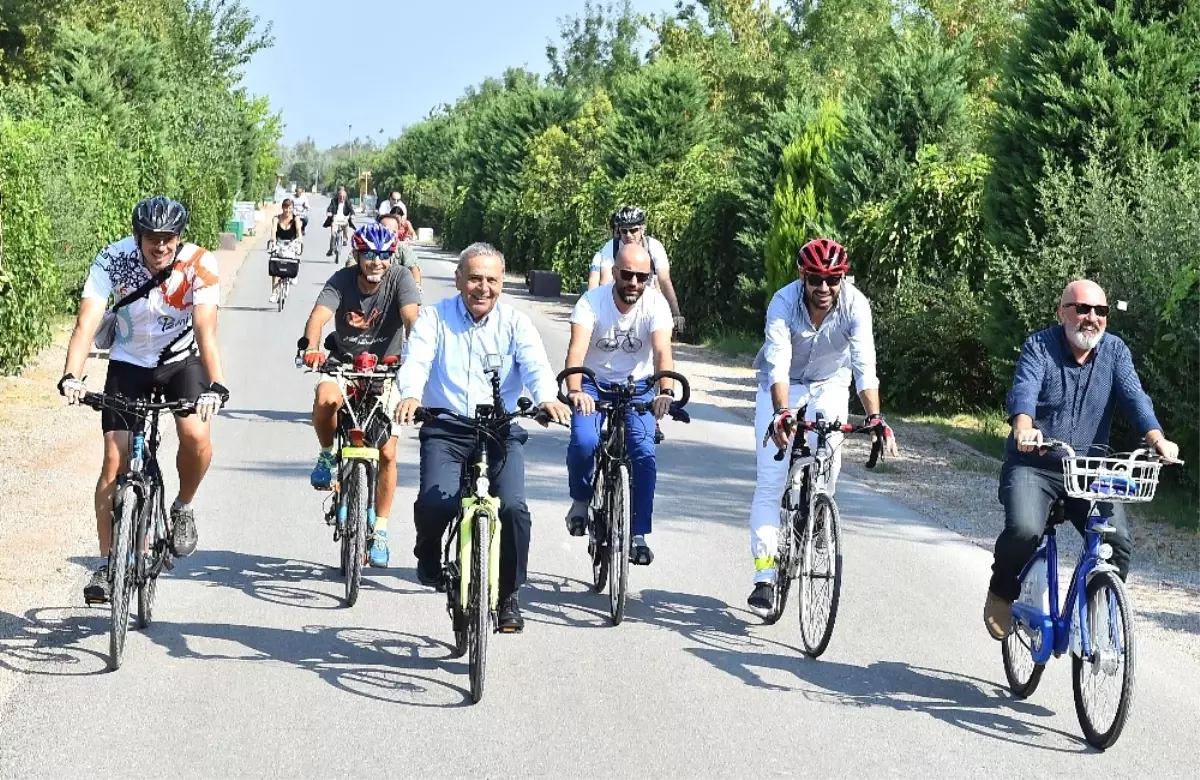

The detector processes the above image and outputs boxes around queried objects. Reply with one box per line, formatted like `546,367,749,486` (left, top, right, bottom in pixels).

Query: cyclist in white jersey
587,206,685,333
746,238,898,617
59,197,229,604
565,242,677,564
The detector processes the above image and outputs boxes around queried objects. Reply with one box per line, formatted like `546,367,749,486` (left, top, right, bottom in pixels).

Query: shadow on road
628,588,1094,754
221,408,313,425
147,621,469,707
522,571,610,629
0,606,112,677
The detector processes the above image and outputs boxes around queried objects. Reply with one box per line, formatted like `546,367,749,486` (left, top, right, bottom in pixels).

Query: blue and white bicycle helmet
351,222,399,254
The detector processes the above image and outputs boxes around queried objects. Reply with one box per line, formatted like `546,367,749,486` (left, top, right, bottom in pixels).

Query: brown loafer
984,591,1012,640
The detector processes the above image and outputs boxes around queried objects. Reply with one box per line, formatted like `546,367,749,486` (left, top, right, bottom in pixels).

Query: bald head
615,242,652,274
613,242,653,306
1060,279,1107,308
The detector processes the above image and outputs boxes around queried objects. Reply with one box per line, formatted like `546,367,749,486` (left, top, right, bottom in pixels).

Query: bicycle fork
458,462,502,613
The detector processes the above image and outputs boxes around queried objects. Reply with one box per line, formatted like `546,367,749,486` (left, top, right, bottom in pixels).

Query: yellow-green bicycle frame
457,459,503,612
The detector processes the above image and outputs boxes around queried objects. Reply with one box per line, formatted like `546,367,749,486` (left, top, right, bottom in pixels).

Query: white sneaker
268,292,279,304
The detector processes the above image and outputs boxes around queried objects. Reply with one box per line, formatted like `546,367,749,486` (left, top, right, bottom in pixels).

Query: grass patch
904,410,1009,461
1132,479,1199,531
703,332,760,359
950,455,1002,477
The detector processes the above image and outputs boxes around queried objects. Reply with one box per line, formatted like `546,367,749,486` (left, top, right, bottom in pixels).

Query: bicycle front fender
458,498,501,613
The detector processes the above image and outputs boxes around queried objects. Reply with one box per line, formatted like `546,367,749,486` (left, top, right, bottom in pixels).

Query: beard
1066,322,1104,351
618,287,641,304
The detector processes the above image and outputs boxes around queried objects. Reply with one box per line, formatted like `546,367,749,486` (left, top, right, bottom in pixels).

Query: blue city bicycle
1001,440,1180,750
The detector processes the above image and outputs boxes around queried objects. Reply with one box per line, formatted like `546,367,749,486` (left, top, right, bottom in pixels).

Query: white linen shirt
752,279,880,393
397,295,558,415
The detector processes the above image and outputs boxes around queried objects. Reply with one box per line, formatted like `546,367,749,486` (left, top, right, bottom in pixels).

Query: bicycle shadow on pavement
629,588,1092,754
0,606,113,677
146,620,470,707
522,571,611,629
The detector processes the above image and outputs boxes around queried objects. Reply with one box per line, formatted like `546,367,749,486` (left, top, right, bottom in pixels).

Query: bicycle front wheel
607,462,631,625
469,510,490,703
798,493,842,658
1073,570,1136,749
109,485,139,671
344,462,368,607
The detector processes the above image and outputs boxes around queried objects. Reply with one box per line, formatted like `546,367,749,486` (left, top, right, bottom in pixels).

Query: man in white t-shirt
293,185,311,231
563,243,677,565
586,206,685,333
376,190,406,218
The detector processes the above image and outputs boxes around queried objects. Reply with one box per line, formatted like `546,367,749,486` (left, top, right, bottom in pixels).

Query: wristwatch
659,387,675,398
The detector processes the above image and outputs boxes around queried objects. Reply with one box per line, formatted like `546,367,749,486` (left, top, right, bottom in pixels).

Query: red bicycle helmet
798,238,849,275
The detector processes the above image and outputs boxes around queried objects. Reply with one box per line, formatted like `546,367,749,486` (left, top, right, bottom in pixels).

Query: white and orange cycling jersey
83,236,220,368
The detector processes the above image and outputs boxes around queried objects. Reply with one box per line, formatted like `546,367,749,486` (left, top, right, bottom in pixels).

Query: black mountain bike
556,366,690,625
297,339,400,607
416,356,558,703
82,392,197,671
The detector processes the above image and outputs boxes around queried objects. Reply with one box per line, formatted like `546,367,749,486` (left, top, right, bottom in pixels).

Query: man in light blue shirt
395,242,570,633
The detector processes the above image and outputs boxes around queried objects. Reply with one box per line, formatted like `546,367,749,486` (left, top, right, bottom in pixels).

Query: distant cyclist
376,190,406,218
299,222,421,567
268,198,304,304
292,185,311,232
746,238,898,617
324,185,356,257
377,210,422,287
587,206,684,333
563,242,677,564
59,196,229,603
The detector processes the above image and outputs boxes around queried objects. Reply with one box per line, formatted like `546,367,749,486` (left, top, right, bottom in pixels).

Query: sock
172,498,191,512
632,534,646,546
320,445,334,456
374,516,389,534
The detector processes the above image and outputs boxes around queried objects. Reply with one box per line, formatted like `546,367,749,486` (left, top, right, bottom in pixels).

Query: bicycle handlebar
555,366,692,410
81,392,197,414
764,414,886,469
415,401,556,430
1040,439,1184,465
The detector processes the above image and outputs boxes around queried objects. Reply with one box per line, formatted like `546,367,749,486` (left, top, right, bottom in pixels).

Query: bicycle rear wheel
344,462,368,607
109,485,139,671
1073,570,1136,749
607,462,631,625
590,466,608,593
469,510,490,703
767,506,800,625
1002,556,1047,698
798,493,842,658
137,490,163,629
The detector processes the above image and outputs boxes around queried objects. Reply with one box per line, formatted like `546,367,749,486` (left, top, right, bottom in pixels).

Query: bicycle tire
344,462,368,607
1002,556,1047,698
136,491,162,629
109,486,138,671
1073,570,1136,749
798,493,842,658
590,466,608,593
608,462,631,625
469,510,490,703
767,506,799,625
277,281,286,313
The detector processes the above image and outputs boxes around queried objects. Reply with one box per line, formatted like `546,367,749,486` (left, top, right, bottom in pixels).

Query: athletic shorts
101,356,208,433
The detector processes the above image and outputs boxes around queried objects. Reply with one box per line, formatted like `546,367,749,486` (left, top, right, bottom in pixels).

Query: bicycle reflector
353,353,378,372
349,428,366,447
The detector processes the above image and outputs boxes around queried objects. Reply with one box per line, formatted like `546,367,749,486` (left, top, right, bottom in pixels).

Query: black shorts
101,357,209,433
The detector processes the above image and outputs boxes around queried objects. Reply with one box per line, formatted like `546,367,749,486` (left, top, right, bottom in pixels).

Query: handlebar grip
866,432,883,469
555,366,596,404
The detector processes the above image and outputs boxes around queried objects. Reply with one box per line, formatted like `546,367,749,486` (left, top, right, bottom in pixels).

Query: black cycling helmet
610,206,646,230
132,196,189,237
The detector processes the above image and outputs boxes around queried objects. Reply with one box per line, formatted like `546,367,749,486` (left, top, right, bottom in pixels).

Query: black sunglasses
618,269,652,283
617,227,643,236
805,273,844,288
359,250,395,261
1061,302,1109,317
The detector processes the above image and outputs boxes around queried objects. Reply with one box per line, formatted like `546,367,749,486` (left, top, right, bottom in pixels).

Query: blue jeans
566,378,657,536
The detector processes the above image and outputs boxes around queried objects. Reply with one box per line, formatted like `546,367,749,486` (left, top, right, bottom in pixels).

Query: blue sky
239,0,682,148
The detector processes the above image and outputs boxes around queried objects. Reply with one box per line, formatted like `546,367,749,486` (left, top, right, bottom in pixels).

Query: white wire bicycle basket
1058,446,1163,504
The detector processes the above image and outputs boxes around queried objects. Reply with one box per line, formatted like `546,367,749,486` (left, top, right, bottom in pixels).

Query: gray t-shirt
315,265,421,358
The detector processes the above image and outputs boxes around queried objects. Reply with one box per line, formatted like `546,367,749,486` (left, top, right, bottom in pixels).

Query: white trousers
750,381,850,583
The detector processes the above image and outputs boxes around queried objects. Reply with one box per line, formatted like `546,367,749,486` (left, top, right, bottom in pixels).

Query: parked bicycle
296,338,400,607
1002,440,1180,749
81,392,205,670
416,355,558,703
267,239,301,312
764,411,884,657
555,366,691,625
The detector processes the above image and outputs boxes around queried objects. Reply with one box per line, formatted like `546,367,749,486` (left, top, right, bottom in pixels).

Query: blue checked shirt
1006,326,1161,467
397,295,558,416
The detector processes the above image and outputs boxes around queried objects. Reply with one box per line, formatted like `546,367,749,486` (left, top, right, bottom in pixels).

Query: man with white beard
982,279,1181,639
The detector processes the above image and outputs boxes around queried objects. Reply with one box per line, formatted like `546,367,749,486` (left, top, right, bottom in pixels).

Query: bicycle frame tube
1011,538,1057,664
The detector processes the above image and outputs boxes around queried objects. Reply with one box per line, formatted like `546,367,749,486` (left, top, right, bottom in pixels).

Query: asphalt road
2,200,1197,776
